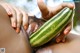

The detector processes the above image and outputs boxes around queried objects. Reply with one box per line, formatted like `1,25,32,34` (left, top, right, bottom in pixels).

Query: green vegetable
30,7,73,47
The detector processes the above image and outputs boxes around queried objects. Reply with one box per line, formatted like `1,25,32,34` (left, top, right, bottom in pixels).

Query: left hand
37,0,74,43
0,2,28,33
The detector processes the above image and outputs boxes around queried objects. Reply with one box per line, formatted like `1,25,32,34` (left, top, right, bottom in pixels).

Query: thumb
37,0,49,17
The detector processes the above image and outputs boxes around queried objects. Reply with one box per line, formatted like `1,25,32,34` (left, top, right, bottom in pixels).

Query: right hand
37,0,74,43
0,2,28,33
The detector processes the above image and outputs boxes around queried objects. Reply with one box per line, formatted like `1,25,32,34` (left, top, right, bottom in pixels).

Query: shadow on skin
36,33,80,53
0,4,80,53
0,5,32,53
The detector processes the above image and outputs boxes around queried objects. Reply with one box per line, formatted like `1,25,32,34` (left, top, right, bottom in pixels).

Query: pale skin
0,0,74,43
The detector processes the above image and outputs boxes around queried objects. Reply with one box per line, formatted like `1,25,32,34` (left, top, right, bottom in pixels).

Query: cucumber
30,7,73,47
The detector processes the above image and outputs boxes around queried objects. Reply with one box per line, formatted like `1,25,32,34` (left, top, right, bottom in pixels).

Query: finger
37,0,49,18
12,7,23,33
56,33,64,43
61,2,74,9
6,4,17,28
0,3,12,16
64,23,72,35
56,23,71,43
51,2,74,16
62,23,71,42
20,9,28,30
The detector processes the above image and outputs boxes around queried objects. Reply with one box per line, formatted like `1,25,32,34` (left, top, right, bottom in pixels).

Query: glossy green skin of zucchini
30,7,73,47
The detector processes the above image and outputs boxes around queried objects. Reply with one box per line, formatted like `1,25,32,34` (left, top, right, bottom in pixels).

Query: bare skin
36,33,80,53
0,1,80,53
0,5,32,53
0,6,80,53
0,0,74,43
37,0,74,43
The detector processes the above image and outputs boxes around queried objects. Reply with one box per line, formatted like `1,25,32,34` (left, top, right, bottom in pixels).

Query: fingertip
24,24,28,31
62,2,74,9
16,27,20,33
64,26,71,35
8,11,12,16
68,3,75,9
64,29,71,35
64,30,68,35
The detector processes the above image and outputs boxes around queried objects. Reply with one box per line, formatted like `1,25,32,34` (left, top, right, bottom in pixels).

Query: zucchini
30,7,73,47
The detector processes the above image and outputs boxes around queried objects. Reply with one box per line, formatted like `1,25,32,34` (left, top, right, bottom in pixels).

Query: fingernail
24,25,28,30
16,28,20,33
56,38,61,43
12,23,16,28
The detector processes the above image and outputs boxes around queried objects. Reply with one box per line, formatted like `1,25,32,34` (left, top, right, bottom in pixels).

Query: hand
0,2,28,33
37,0,74,43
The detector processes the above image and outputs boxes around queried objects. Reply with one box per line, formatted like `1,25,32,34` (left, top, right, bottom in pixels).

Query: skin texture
37,0,74,43
0,2,28,33
0,0,75,53
2,1,75,43
0,5,32,53
0,2,80,53
0,9,80,53
0,1,74,43
36,33,80,53
26,16,80,53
